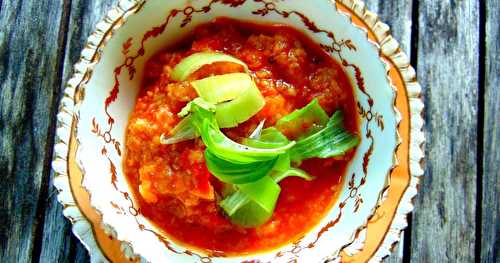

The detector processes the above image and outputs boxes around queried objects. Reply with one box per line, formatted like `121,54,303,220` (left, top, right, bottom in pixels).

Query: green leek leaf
190,73,252,104
242,127,290,149
272,167,314,183
290,111,360,162
222,176,281,228
238,176,281,214
248,120,266,139
276,99,329,139
198,117,295,164
205,150,278,184
220,167,313,228
219,190,249,216
225,198,273,228
159,116,196,145
178,98,216,118
181,74,265,128
214,81,265,128
171,52,248,81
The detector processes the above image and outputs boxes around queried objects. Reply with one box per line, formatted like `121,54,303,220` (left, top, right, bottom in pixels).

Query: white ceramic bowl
73,0,399,262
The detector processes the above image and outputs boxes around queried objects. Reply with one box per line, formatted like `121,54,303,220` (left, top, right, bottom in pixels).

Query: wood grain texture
481,0,499,261
365,0,414,54
1,0,497,262
363,1,414,262
410,0,480,262
0,0,66,262
38,0,117,262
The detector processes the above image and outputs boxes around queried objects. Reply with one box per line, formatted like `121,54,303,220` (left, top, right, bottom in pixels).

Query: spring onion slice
222,176,281,228
178,98,216,118
290,111,360,162
226,197,274,228
159,116,196,145
260,127,290,143
242,127,290,149
191,73,252,104
160,99,215,145
242,139,288,149
196,116,295,163
276,99,329,139
205,150,278,184
272,153,291,172
220,165,313,227
180,76,265,128
248,120,266,139
237,176,281,214
270,154,314,181
272,168,314,183
215,81,265,128
219,191,249,216
164,102,294,163
171,52,248,81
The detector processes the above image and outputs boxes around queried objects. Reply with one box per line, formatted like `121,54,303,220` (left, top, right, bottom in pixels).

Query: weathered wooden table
0,0,498,262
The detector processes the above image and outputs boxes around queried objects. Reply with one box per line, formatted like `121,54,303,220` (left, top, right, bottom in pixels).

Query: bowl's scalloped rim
52,1,144,262
337,0,425,261
317,0,402,261
50,0,425,262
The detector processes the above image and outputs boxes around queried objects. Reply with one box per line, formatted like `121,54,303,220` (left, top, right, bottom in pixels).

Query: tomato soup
124,18,358,255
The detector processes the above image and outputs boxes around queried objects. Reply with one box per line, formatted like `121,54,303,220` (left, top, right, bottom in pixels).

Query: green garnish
188,76,265,128
221,192,275,228
214,81,265,128
290,111,360,162
190,73,252,104
219,176,281,228
190,103,295,164
159,52,360,229
271,167,314,182
219,190,248,216
171,52,248,81
219,165,313,228
276,99,329,139
242,127,290,149
159,116,196,145
178,97,216,118
205,151,278,184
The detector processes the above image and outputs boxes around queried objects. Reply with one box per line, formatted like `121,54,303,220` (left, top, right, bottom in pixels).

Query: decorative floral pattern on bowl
73,0,400,262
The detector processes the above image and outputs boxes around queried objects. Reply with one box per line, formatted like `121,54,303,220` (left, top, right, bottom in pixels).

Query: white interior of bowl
75,0,398,262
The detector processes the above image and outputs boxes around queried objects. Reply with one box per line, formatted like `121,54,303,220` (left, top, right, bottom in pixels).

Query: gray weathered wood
384,242,404,263
365,0,414,54
364,1,414,262
1,0,498,262
481,0,499,261
410,0,480,262
0,0,67,262
38,0,116,262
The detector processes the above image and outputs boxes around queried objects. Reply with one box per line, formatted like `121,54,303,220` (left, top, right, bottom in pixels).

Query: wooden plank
364,0,414,54
481,0,500,261
50,0,417,262
410,0,480,262
363,1,414,262
0,0,66,262
38,0,117,262
74,236,93,263
383,242,403,263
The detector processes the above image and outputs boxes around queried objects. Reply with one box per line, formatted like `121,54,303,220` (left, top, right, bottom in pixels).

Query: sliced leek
171,52,248,81
290,111,360,161
191,73,252,104
215,81,265,128
276,99,329,139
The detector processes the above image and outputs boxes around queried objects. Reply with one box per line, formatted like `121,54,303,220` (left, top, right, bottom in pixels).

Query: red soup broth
124,18,359,255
